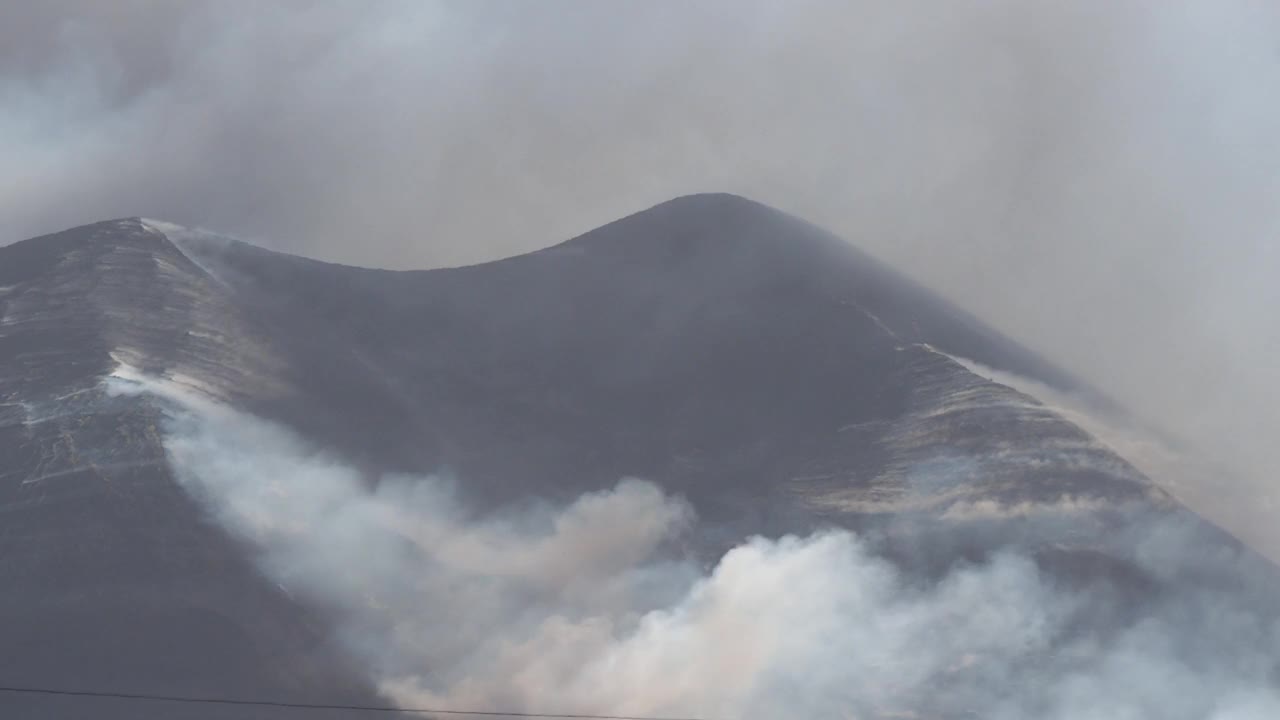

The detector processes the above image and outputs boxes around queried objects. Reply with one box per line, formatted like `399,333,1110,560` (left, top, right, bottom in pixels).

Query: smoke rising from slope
108,370,1280,719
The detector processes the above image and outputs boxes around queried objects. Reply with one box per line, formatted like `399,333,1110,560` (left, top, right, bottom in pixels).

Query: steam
106,369,1280,719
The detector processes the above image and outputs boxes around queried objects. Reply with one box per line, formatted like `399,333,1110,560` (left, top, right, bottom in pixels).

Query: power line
0,685,710,720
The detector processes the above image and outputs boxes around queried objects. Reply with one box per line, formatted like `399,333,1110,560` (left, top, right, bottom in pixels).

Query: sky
2,0,1278,517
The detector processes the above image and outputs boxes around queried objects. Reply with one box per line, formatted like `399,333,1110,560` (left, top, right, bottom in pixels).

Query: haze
2,1,1277,543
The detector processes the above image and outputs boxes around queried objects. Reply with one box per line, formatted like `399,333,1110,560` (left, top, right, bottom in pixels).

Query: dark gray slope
0,220,388,718
0,196,1270,718
167,194,1157,522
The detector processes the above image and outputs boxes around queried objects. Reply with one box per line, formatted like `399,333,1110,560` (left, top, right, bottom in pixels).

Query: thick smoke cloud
108,366,1280,719
3,1,1276,547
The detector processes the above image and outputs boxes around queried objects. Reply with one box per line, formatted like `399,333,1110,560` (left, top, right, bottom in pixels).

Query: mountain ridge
0,195,1127,413
4,196,1266,719
114,194,1094,399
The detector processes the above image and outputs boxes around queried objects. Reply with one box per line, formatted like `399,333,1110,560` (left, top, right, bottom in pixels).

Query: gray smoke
107,362,1280,719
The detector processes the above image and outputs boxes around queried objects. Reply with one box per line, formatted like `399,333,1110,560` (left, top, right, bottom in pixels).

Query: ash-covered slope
0,195,1272,717
161,194,1162,524
0,220,387,718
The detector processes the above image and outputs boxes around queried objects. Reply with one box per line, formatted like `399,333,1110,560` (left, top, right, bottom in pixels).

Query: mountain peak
542,192,844,268
651,191,778,215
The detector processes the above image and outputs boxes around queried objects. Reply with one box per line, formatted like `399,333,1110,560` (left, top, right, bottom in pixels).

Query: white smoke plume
108,371,1280,719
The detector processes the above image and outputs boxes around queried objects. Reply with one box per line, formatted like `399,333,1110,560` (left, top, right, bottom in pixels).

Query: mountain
1,194,1275,718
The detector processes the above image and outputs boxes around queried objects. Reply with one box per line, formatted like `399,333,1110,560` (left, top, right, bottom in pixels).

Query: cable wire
0,685,711,720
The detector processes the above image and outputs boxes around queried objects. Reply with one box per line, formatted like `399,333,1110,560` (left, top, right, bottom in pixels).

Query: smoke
106,366,1280,719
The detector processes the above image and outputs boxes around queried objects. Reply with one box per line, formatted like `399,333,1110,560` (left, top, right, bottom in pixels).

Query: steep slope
0,220,388,718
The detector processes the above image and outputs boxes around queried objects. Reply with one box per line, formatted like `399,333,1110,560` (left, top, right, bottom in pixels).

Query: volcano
1,194,1274,718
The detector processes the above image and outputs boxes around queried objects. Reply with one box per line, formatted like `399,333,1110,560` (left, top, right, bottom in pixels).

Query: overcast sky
2,0,1277,512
